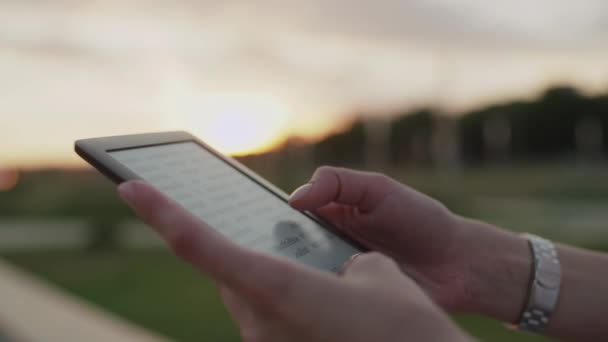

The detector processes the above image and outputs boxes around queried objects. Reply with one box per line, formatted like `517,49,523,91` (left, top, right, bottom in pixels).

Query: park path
0,259,170,342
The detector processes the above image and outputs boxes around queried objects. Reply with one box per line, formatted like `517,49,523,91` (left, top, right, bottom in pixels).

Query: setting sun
164,89,292,155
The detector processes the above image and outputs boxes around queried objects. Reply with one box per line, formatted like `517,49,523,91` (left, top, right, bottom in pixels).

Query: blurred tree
364,119,391,169
575,116,603,161
589,94,608,154
243,85,608,169
313,119,367,167
431,114,462,169
482,114,512,162
460,101,532,163
388,109,434,165
525,86,587,157
460,86,608,163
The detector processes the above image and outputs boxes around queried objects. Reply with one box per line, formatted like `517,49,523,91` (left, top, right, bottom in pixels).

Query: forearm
458,218,531,323
460,217,608,341
546,244,608,341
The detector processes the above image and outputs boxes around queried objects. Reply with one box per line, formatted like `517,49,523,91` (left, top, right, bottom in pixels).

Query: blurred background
1,0,608,341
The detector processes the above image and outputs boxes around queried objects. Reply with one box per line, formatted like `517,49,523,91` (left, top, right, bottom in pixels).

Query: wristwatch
514,234,562,333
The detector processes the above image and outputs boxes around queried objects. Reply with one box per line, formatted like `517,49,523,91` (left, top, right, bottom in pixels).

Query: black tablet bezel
75,131,367,255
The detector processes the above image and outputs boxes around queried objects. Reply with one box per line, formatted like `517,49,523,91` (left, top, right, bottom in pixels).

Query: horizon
2,82,608,171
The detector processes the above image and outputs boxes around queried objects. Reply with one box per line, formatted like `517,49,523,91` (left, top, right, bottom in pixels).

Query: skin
288,166,608,342
118,180,472,342
118,165,608,341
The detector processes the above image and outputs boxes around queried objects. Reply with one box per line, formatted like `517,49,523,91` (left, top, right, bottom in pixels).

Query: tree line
287,85,608,167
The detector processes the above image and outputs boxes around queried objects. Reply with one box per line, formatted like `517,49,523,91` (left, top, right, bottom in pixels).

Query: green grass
3,250,240,342
3,250,554,342
389,164,608,200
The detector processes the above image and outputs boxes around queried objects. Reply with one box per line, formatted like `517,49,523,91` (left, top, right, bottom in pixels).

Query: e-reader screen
109,142,360,272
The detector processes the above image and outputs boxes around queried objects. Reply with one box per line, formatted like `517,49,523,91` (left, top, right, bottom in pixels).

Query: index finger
289,166,396,213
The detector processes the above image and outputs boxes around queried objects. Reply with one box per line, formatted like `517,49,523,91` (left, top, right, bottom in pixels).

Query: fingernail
118,182,136,203
289,183,313,203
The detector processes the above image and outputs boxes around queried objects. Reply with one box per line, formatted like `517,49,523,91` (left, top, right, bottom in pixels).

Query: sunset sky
1,0,608,167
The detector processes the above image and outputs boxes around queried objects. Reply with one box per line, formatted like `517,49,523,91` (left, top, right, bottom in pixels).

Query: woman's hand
289,166,532,322
290,166,608,342
118,181,472,342
218,252,471,342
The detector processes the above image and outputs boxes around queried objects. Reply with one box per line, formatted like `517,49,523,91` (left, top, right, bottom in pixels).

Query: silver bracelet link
517,234,562,333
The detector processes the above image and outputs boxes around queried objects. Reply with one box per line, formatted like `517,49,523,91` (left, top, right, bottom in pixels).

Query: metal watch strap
517,234,561,333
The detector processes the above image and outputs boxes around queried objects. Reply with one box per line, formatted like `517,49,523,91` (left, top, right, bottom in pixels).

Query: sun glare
190,93,290,155
164,88,292,155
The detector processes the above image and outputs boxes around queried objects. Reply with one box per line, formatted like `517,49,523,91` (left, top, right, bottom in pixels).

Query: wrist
457,218,532,323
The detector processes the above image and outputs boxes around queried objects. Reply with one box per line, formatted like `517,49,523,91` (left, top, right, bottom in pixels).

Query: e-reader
75,131,363,273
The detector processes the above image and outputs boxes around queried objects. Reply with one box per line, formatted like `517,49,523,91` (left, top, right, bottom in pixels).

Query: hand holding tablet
75,131,474,341
75,131,363,272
